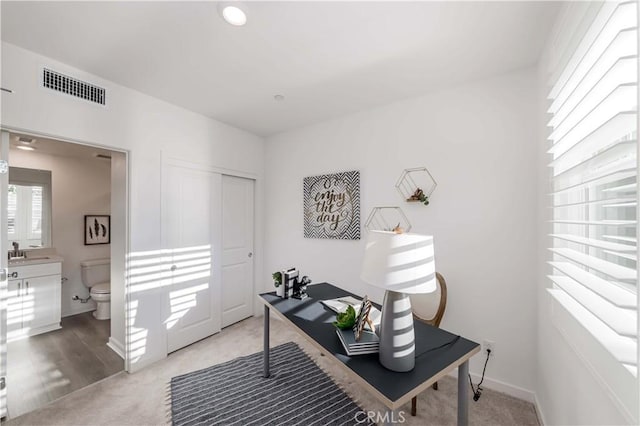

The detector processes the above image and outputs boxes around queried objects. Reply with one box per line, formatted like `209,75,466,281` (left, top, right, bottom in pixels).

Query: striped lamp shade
360,230,437,294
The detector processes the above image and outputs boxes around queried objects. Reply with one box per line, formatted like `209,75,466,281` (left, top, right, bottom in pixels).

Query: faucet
8,242,25,259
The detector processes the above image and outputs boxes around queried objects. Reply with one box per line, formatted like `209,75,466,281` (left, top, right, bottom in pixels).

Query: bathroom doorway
0,131,128,419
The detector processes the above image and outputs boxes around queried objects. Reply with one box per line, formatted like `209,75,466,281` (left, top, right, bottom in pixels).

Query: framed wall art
85,215,110,245
303,170,360,240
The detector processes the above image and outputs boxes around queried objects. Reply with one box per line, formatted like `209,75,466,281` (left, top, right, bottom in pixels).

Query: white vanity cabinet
7,261,62,341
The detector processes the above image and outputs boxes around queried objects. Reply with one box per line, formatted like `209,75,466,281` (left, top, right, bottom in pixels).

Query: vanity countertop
8,254,64,267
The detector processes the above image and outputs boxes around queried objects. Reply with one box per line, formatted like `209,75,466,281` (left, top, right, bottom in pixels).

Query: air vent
43,68,105,105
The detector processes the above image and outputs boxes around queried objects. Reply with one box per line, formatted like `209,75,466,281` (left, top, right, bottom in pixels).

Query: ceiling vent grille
43,68,105,105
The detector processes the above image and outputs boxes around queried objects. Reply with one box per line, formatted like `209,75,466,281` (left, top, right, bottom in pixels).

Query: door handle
248,252,253,258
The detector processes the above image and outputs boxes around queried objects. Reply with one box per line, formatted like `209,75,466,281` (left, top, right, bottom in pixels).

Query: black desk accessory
282,267,311,299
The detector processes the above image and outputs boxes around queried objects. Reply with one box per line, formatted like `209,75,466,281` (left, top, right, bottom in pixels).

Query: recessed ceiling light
18,136,35,145
274,95,285,101
16,146,35,151
221,5,247,26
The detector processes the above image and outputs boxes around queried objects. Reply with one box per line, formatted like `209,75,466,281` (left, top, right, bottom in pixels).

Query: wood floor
5,312,123,419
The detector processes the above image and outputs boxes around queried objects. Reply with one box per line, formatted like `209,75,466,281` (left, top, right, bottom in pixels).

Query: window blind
547,0,638,377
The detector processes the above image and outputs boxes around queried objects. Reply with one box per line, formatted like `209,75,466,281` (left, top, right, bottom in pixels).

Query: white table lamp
361,230,437,372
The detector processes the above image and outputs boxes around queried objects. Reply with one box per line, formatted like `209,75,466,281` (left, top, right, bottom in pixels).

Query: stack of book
321,297,382,329
336,328,379,356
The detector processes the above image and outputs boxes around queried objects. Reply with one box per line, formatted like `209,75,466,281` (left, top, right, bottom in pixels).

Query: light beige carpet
4,317,539,426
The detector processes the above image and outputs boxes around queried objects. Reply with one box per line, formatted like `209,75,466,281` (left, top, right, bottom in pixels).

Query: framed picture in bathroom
85,215,110,245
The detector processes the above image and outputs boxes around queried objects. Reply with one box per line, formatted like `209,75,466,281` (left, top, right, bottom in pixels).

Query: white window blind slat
550,135,635,178
603,201,637,208
602,182,636,193
553,139,637,182
547,1,621,98
551,168,635,195
549,275,637,336
548,112,636,163
550,234,636,252
603,250,636,261
548,84,637,154
549,261,637,308
548,1,637,110
550,219,635,226
553,197,635,208
549,30,638,128
603,235,637,243
549,57,637,141
548,289,637,365
550,248,636,281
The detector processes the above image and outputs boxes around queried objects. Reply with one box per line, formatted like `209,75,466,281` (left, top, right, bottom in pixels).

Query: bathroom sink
8,255,62,266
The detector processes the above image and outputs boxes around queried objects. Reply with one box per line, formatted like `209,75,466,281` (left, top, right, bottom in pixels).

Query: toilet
80,258,111,320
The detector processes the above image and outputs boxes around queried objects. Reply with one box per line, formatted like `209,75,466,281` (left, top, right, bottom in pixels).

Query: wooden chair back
410,272,447,327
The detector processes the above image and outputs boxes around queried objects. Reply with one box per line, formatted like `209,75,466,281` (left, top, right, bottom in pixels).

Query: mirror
8,167,52,249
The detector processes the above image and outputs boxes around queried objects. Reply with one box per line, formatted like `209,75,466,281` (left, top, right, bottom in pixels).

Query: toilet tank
80,258,111,288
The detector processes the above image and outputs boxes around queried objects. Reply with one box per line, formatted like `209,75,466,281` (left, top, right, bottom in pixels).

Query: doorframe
0,125,132,373
0,131,10,418
161,154,260,326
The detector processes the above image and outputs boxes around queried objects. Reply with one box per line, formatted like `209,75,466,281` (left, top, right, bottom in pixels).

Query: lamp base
379,290,415,372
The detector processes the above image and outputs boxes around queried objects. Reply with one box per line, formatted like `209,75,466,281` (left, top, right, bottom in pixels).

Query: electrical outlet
482,339,495,355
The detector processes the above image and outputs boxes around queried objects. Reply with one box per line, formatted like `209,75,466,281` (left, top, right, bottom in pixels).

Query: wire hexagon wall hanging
364,206,412,233
396,167,437,206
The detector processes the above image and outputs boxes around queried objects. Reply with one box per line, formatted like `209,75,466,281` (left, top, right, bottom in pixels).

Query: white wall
265,68,539,398
9,148,111,317
535,2,639,424
1,42,265,372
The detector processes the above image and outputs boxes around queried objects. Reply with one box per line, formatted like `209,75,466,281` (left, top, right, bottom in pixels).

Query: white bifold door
162,162,254,353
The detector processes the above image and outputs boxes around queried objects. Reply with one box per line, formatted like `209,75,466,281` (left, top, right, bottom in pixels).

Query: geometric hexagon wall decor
395,167,437,206
364,206,412,233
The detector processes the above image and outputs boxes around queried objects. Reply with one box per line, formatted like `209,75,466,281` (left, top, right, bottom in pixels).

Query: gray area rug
170,342,374,426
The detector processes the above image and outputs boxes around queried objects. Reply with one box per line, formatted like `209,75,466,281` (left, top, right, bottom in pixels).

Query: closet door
163,162,222,353
221,175,255,328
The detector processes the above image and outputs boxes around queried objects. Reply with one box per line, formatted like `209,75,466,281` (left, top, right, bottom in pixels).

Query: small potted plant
407,188,429,206
272,271,283,297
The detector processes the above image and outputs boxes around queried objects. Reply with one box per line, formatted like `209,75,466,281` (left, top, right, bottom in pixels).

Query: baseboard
534,393,547,425
62,305,95,318
477,374,536,403
448,370,536,403
107,337,125,360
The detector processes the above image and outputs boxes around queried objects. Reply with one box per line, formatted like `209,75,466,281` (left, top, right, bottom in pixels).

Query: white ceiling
1,1,561,137
9,132,113,160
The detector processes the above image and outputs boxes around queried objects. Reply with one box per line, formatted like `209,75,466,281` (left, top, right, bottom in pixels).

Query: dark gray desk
259,283,480,426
